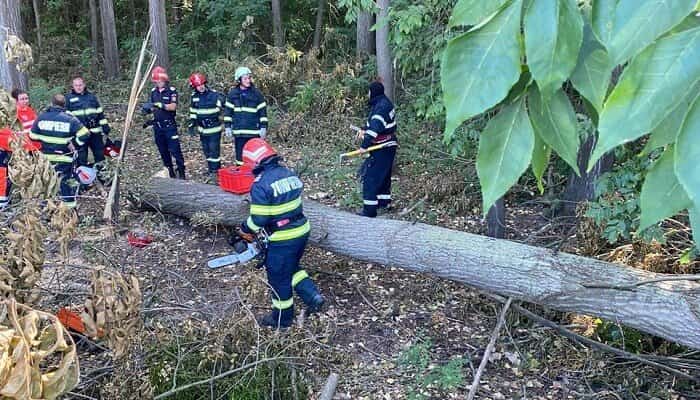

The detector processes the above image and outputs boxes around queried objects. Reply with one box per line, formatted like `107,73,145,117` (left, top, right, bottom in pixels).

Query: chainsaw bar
207,254,244,269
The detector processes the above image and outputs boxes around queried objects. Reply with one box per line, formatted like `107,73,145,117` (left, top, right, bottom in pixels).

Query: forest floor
36,102,700,400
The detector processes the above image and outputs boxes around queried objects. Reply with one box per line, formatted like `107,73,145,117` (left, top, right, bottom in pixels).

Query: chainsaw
207,229,268,269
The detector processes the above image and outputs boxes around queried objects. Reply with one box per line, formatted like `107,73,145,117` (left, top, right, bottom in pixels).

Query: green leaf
531,131,551,194
602,0,696,64
589,27,700,170
442,0,523,140
571,21,614,112
477,97,535,213
591,0,619,45
641,86,700,155
639,146,692,230
675,94,700,206
690,205,700,244
524,0,584,96
449,0,509,27
527,86,581,174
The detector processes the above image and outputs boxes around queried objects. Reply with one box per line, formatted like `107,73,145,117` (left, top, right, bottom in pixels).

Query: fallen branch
398,194,429,217
584,275,700,290
318,373,339,400
466,297,512,400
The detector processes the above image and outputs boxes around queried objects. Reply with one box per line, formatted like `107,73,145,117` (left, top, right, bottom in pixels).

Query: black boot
258,308,294,329
177,168,186,180
307,294,325,315
167,166,176,178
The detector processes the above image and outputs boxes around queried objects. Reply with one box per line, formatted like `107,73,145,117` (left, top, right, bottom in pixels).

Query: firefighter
142,66,186,179
224,66,268,165
65,77,111,170
29,94,89,208
1,89,38,209
187,72,223,176
237,138,324,329
357,81,398,218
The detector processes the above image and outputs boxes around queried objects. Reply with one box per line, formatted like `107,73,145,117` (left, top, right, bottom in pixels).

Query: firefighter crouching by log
223,66,268,165
142,66,186,179
29,94,90,208
356,81,398,218
236,138,324,329
188,72,223,179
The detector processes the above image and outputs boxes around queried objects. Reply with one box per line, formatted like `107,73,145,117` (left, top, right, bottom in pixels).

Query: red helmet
242,138,277,166
151,66,169,82
189,72,207,87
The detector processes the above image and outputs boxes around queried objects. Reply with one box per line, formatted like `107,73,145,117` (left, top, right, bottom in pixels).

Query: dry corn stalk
81,268,142,360
0,88,19,130
0,298,79,400
3,34,33,73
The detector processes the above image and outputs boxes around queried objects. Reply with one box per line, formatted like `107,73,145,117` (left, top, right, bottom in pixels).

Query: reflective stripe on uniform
89,127,103,133
199,126,222,134
206,157,221,162
189,114,197,119
269,220,310,242
75,127,90,146
363,199,378,205
365,130,378,138
256,102,267,110
29,133,72,144
99,119,108,125
69,107,102,116
233,107,258,113
171,135,179,140
259,117,268,122
233,129,261,135
44,154,73,163
291,270,309,287
272,297,293,310
61,200,77,208
250,197,302,216
223,116,233,122
191,107,220,115
246,216,261,232
377,195,391,200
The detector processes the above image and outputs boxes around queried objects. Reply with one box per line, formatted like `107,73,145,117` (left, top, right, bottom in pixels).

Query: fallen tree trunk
141,178,700,350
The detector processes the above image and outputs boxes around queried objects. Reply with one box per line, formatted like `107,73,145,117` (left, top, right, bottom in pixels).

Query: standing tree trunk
271,0,285,48
99,0,120,79
375,0,394,101
89,0,100,62
486,197,506,239
31,0,42,51
312,0,326,50
148,0,169,68
561,134,614,216
0,0,28,91
356,11,372,58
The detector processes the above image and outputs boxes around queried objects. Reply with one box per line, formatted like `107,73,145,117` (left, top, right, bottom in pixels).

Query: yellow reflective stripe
61,200,77,208
233,107,257,113
256,102,267,110
171,135,179,139
193,107,220,114
29,133,72,144
269,221,311,242
75,127,89,145
154,102,163,108
89,127,103,133
189,107,197,113
225,101,235,109
199,126,222,134
44,154,73,163
223,116,233,122
206,157,221,162
260,117,268,122
291,270,309,287
99,119,108,125
250,197,301,216
246,216,261,232
189,114,197,119
233,129,261,135
272,297,293,310
69,107,102,116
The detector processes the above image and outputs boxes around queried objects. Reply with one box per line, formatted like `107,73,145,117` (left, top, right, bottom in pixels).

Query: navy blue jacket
362,94,397,149
30,106,89,164
150,85,178,125
224,85,268,136
66,90,111,135
189,88,223,135
241,157,310,243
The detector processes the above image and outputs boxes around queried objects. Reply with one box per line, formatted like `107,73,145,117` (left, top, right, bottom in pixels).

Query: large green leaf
591,0,619,45
641,86,700,154
571,21,613,112
675,94,700,205
690,205,700,244
442,0,523,139
477,97,535,213
600,0,696,64
589,27,700,170
524,0,583,96
531,131,551,194
449,0,509,27
639,146,692,230
527,86,580,174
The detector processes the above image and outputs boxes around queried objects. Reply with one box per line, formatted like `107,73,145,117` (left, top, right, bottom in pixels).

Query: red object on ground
218,165,255,194
0,128,41,152
127,231,154,248
104,145,121,158
57,307,87,334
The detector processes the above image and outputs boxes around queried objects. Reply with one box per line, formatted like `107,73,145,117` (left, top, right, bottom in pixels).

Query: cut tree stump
140,178,700,350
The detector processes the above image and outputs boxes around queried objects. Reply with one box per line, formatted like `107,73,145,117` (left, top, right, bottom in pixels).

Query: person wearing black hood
356,80,398,217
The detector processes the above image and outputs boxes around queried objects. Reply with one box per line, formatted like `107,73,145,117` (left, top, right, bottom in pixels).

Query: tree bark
375,0,394,101
312,0,326,50
31,0,42,51
356,11,372,59
561,133,614,216
486,197,506,239
271,0,285,48
148,0,169,69
99,0,120,79
140,178,700,351
0,0,28,91
89,0,99,57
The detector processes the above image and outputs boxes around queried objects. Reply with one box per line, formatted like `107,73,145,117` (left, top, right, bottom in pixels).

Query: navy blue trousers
361,146,396,217
78,131,105,166
54,162,78,208
234,135,257,165
153,127,185,170
200,133,221,172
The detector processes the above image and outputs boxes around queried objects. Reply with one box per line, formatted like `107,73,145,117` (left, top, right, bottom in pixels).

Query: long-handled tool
338,142,394,164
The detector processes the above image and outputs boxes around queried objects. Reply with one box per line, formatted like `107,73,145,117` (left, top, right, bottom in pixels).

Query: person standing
188,72,223,177
65,77,111,168
223,66,268,165
142,66,186,179
12,88,37,134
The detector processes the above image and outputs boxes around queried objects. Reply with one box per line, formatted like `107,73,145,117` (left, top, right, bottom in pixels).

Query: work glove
259,127,267,139
236,226,255,243
187,124,197,137
224,128,233,138
141,102,153,115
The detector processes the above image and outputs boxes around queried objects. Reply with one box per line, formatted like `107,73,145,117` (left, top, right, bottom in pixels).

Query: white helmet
75,166,97,185
235,66,252,82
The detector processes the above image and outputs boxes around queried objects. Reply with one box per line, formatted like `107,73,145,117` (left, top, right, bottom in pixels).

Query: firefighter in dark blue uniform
237,138,324,329
357,81,398,217
224,66,268,165
29,94,90,208
187,72,223,175
142,66,186,179
66,77,111,169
